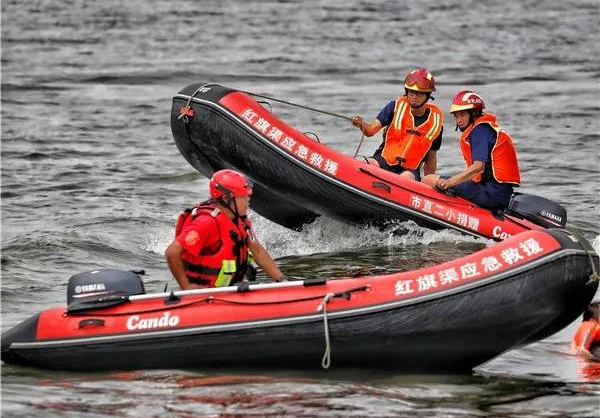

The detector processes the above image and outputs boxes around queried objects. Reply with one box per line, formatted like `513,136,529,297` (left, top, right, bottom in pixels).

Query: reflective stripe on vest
381,97,443,170
214,259,237,287
459,113,521,185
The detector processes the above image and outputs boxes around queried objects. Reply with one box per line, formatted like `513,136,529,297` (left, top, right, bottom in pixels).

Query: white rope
317,292,335,369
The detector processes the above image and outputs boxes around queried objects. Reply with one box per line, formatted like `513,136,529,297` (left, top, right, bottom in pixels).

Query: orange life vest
572,320,600,351
380,97,443,170
176,204,250,287
459,113,521,185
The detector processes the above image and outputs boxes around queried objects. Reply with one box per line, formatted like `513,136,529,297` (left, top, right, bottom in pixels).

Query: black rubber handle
372,181,391,193
78,319,105,328
303,278,327,286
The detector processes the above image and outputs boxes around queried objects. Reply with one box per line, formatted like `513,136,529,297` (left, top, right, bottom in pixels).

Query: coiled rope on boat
317,292,335,369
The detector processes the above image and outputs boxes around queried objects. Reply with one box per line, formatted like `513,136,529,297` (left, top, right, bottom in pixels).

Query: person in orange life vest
351,68,443,181
422,91,521,209
572,301,600,359
164,169,287,290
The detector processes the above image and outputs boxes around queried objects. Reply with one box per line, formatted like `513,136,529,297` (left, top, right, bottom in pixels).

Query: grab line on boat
318,292,335,369
67,285,371,318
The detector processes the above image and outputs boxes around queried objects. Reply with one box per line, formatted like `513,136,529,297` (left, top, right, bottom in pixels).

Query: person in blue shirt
351,68,443,181
422,91,521,209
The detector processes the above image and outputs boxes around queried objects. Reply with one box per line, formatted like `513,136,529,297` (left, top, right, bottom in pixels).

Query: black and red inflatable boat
170,83,568,241
2,229,598,372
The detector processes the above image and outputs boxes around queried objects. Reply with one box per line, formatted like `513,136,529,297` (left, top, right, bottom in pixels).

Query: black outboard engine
67,269,145,313
506,193,567,229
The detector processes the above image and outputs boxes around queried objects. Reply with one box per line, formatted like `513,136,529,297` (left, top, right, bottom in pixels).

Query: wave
145,212,485,261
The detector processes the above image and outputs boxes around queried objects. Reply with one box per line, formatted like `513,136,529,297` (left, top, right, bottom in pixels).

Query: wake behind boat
1,229,598,372
170,83,568,241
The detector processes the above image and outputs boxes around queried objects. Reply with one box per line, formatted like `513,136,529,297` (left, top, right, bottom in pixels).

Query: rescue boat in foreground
170,83,568,241
2,229,597,372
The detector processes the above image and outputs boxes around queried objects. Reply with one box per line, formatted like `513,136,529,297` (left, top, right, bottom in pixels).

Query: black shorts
372,153,421,181
439,176,513,209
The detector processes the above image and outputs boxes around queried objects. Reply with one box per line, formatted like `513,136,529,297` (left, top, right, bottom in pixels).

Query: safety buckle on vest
164,291,181,305
405,129,421,136
178,106,195,123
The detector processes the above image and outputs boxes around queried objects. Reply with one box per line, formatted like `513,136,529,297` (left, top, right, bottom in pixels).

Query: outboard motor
67,269,145,313
506,193,567,229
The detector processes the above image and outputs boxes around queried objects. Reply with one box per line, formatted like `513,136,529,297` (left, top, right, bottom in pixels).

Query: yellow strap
215,259,237,287
247,250,257,266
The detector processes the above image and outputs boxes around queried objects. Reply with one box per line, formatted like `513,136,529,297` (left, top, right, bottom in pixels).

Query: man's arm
165,241,201,290
351,116,383,137
437,161,485,189
248,239,284,281
423,150,437,176
438,124,492,189
573,321,597,358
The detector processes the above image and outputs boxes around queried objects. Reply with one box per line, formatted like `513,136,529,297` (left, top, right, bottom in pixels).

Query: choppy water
2,0,599,416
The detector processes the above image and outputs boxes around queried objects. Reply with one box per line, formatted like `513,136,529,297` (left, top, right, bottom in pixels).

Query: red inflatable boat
2,229,597,372
170,83,568,241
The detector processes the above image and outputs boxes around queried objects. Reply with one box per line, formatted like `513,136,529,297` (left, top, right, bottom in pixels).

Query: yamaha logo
126,312,180,331
74,283,106,294
540,210,562,223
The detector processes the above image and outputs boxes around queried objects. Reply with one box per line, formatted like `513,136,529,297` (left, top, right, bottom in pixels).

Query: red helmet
404,68,436,93
209,170,253,199
450,90,485,113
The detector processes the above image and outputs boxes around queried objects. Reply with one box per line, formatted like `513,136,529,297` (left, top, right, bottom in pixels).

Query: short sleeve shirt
176,215,221,256
176,213,256,256
469,124,497,163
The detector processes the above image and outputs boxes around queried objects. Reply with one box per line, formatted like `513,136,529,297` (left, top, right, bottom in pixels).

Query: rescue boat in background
169,83,568,241
2,229,598,372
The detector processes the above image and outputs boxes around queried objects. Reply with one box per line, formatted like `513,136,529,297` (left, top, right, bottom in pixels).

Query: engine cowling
506,193,567,229
67,269,145,313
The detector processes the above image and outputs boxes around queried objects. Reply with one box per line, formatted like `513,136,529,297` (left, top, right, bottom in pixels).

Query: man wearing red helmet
351,68,443,181
165,169,286,290
422,91,521,209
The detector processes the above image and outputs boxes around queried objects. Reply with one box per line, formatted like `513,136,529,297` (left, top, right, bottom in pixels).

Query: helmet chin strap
215,196,240,220
214,183,241,219
230,198,241,220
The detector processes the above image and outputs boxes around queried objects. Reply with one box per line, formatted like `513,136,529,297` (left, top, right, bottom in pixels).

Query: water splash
252,213,485,259
144,212,485,260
